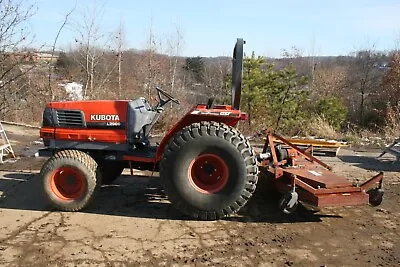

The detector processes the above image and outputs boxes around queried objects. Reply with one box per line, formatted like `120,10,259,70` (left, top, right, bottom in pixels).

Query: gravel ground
0,124,399,266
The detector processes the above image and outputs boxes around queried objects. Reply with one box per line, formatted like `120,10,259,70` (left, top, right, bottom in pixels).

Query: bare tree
48,6,76,100
166,24,183,93
72,2,107,98
383,52,400,107
0,0,36,118
137,19,169,99
114,20,125,98
144,18,156,99
203,57,231,102
348,48,383,126
312,65,349,98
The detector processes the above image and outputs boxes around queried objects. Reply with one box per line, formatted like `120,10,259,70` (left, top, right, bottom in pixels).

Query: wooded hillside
1,0,400,139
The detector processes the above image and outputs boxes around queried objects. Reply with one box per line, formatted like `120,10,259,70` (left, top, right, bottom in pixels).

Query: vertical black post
231,38,244,110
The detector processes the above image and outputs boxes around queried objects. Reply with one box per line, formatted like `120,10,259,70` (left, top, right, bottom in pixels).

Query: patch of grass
304,116,341,140
341,134,360,144
383,105,400,140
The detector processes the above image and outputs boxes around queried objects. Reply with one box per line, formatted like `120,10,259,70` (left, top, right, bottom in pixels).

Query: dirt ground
0,124,399,267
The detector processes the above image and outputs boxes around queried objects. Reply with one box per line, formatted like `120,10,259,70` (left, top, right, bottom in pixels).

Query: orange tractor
38,39,384,220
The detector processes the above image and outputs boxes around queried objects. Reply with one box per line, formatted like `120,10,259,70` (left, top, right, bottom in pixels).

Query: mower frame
258,129,384,208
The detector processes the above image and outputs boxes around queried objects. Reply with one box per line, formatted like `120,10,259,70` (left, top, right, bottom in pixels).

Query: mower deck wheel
279,191,299,214
368,188,384,207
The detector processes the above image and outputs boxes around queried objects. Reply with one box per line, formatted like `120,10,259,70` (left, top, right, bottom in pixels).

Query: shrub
314,96,347,130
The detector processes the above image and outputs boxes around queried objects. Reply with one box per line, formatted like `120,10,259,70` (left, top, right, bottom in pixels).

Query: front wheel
40,150,100,211
160,122,259,220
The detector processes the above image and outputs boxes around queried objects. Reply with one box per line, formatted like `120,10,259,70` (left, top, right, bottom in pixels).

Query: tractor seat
206,98,215,109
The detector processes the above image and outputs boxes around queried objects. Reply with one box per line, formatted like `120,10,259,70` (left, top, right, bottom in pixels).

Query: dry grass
304,116,342,140
304,116,391,147
383,106,400,140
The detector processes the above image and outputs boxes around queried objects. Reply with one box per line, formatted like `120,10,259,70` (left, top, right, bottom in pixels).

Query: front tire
40,150,100,211
160,122,259,220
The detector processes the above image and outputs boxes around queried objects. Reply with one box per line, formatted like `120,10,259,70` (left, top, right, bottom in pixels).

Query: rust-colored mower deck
258,130,384,213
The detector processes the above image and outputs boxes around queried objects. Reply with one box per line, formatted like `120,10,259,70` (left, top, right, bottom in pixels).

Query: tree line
1,0,400,138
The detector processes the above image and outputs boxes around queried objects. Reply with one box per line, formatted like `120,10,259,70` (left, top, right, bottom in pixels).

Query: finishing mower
38,39,384,220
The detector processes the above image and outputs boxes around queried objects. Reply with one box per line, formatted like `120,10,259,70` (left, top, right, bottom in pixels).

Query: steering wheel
156,86,180,105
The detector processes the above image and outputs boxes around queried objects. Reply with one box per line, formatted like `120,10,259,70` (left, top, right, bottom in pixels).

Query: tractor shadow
231,177,343,223
0,172,342,223
0,172,50,211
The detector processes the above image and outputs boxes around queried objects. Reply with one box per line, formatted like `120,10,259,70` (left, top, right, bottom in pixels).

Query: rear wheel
160,121,259,220
40,150,100,211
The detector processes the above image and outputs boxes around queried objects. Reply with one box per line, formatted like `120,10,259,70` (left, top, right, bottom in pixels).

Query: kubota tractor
38,39,384,220
39,39,258,220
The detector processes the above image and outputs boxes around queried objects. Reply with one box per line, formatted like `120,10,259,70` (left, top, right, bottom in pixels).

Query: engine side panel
42,100,129,144
49,100,129,129
54,128,127,143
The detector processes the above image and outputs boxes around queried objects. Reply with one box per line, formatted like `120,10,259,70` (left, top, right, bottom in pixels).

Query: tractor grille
55,109,85,127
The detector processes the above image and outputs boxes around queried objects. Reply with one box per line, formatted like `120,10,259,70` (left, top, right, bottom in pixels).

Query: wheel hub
202,162,215,175
66,175,77,185
188,154,229,194
50,167,85,200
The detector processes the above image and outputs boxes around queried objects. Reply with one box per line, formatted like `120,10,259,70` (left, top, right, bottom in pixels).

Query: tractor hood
44,100,130,128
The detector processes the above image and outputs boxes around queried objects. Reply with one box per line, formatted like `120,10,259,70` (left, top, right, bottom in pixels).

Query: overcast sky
31,0,400,57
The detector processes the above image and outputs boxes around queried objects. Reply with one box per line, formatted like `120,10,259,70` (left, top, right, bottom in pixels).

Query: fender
155,104,247,162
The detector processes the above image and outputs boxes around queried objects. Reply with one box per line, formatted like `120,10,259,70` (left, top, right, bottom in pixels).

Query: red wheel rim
50,167,85,200
188,154,229,194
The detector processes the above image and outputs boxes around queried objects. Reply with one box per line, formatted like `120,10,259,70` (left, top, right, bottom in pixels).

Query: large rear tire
40,150,100,211
160,121,258,220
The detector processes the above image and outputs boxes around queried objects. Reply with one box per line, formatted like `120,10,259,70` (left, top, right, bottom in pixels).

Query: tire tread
160,121,258,220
